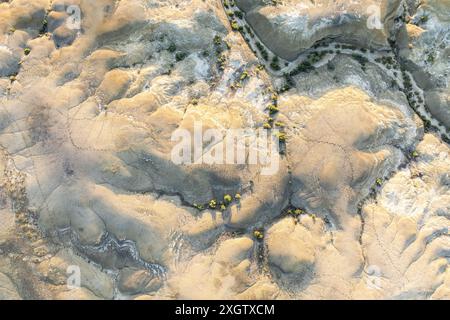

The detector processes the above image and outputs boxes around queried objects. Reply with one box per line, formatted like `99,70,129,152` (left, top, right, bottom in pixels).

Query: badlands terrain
0,0,449,299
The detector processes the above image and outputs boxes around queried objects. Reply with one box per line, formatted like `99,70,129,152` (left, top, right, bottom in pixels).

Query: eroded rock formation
0,0,448,300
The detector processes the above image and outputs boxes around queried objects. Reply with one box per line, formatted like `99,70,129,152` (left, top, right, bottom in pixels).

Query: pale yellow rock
267,218,315,275
37,249,114,299
118,267,163,295
0,272,21,300
55,287,100,300
97,69,133,104
406,23,425,39
215,237,254,266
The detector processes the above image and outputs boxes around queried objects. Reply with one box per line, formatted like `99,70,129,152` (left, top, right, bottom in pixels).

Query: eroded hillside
0,0,448,299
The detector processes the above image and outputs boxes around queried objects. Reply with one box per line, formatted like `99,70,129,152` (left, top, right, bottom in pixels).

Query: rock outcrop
235,0,402,60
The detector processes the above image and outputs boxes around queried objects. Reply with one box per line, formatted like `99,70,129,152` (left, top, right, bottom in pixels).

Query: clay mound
236,0,402,60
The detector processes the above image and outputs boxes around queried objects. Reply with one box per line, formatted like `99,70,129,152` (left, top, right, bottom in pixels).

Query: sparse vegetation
375,56,396,69
255,42,269,61
217,54,227,71
209,199,217,209
275,132,286,142
419,15,429,24
253,229,264,240
234,10,243,19
288,208,305,217
39,18,48,35
245,26,254,38
224,194,233,204
193,203,204,210
168,43,177,53
214,35,222,46
267,104,279,115
240,70,249,81
351,53,369,69
192,193,240,212
175,52,187,62
307,51,326,64
231,20,240,31
270,56,281,71
290,60,314,76
327,62,335,71
283,74,295,90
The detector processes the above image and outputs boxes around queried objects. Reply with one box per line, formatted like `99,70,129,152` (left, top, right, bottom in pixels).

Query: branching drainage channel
57,227,166,278
221,0,450,142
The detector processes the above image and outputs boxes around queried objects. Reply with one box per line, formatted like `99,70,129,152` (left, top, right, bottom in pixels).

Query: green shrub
307,51,326,64
245,26,254,37
270,56,281,71
420,15,429,24
40,19,48,34
240,70,249,81
224,194,233,204
270,62,280,71
231,20,239,31
255,42,269,60
193,203,204,210
209,199,217,209
290,61,313,76
267,104,279,115
168,43,176,53
351,54,368,66
275,132,286,142
176,52,187,61
253,230,264,240
214,35,222,45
